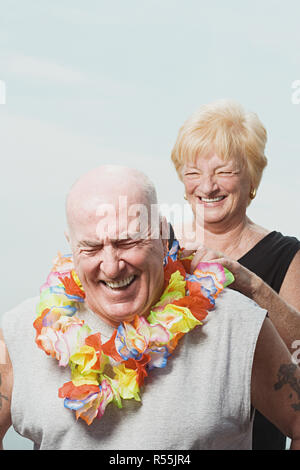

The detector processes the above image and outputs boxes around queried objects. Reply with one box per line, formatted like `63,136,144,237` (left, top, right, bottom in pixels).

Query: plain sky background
1,0,300,450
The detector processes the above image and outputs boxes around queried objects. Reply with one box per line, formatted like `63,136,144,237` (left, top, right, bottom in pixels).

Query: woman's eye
217,170,238,176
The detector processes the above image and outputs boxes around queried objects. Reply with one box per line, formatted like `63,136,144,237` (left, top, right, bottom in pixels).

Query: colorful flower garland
33,241,234,425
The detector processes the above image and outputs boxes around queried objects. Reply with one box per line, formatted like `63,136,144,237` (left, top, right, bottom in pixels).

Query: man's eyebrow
77,238,132,247
77,229,152,247
77,240,103,248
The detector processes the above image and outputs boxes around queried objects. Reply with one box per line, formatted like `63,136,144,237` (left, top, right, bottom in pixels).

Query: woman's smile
197,195,227,205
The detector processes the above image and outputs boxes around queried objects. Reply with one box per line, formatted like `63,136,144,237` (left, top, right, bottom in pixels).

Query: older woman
170,99,300,450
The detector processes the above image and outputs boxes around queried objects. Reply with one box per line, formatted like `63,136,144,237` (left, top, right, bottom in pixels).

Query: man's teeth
105,275,135,289
201,196,225,203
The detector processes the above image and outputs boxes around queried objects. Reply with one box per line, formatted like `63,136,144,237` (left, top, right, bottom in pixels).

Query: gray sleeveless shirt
1,288,266,450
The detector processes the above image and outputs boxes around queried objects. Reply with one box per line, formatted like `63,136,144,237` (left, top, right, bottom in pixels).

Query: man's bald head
65,165,159,244
64,165,167,326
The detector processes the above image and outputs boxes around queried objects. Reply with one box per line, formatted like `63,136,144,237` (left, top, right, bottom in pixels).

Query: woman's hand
182,246,263,300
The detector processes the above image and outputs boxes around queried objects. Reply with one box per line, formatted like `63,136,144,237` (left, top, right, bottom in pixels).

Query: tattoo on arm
0,373,9,411
274,364,300,411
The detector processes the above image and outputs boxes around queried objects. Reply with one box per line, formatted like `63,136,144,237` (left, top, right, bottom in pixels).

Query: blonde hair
171,99,268,190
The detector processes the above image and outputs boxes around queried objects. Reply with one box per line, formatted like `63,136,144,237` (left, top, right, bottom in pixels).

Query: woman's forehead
183,152,244,169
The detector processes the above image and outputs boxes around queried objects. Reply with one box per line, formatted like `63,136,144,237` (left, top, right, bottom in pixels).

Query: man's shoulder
202,288,267,362
3,296,40,316
214,287,267,319
1,296,39,331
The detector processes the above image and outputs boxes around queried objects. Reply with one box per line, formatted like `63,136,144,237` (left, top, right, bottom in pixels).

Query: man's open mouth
101,275,136,290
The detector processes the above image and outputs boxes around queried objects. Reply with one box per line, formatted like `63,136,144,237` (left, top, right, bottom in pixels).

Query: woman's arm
187,247,300,354
252,255,300,354
251,317,300,449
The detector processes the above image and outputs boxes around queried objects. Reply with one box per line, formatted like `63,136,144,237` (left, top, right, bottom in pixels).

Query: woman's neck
203,220,251,258
180,216,269,261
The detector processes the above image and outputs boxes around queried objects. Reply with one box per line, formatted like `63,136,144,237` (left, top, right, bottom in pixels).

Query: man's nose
100,246,125,279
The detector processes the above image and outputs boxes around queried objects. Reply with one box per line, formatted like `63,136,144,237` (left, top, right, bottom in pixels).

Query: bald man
65,165,168,327
0,165,300,450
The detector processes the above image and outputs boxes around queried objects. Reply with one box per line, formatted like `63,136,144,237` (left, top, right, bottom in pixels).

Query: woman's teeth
105,275,135,289
200,196,225,203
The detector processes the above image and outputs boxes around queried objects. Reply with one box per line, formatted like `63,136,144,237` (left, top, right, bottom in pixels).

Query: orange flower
124,354,151,387
58,271,85,299
102,330,124,362
173,295,211,322
85,333,102,370
58,381,99,400
180,258,192,273
167,332,185,352
33,308,50,351
186,280,214,306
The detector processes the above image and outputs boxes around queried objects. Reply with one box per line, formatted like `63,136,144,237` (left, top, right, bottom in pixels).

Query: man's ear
160,216,169,257
64,230,70,244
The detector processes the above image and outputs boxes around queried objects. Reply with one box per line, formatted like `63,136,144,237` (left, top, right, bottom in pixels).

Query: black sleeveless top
238,231,300,450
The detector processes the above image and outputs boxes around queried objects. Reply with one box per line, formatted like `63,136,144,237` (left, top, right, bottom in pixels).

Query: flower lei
33,241,234,425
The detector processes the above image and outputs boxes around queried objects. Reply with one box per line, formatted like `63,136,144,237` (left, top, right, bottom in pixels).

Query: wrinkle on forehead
66,165,158,239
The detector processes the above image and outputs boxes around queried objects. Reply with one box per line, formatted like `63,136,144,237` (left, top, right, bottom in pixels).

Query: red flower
58,381,99,400
173,296,210,322
186,280,214,308
58,271,85,299
33,308,50,351
163,258,186,288
124,354,151,387
180,258,192,273
85,333,102,370
102,330,123,362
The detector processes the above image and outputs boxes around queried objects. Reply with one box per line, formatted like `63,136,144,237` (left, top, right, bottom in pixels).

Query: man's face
69,194,166,327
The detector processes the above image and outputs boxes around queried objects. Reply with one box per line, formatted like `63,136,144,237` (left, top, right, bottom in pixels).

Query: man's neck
86,289,165,330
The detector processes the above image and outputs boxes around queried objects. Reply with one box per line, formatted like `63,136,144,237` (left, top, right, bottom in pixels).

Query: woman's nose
199,174,219,194
100,246,125,279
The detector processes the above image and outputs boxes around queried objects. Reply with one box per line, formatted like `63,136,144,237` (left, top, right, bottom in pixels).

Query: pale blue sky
1,0,300,449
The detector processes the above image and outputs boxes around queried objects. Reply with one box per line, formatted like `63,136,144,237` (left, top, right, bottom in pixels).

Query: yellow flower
148,304,200,335
71,270,84,290
164,271,186,297
150,271,186,315
113,364,140,401
71,368,99,387
37,294,75,317
70,345,108,386
71,345,98,373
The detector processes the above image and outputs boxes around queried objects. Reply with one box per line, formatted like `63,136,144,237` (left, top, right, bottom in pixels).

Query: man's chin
102,309,144,328
87,298,147,327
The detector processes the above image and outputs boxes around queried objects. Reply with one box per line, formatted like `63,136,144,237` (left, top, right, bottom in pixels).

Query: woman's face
182,153,252,229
